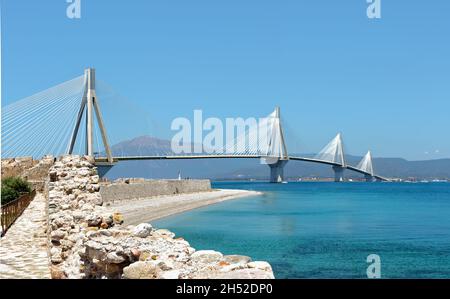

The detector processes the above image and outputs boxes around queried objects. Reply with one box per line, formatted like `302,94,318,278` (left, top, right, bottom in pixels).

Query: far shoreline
106,189,263,225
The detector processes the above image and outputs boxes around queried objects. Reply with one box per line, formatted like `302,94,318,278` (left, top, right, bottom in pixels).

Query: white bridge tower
67,68,113,163
263,107,289,183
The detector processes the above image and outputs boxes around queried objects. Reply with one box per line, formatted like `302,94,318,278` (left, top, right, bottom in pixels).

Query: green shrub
1,176,32,205
1,186,20,205
2,176,31,193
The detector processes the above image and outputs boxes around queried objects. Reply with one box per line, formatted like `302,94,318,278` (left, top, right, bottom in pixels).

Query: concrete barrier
100,179,212,203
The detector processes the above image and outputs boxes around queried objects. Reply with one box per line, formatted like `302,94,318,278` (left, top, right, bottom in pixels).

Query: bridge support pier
365,174,374,182
95,158,118,177
269,160,288,183
96,164,115,178
332,165,345,182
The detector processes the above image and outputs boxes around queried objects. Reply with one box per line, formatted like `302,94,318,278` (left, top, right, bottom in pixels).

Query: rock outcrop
81,227,274,279
46,155,274,279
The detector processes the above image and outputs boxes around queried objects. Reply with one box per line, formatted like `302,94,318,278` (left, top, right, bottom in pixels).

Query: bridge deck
95,155,390,181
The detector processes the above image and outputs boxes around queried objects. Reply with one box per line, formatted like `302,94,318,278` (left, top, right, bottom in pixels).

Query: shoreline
106,189,262,225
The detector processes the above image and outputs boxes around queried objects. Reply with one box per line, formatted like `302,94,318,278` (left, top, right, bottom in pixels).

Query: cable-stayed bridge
1,68,389,182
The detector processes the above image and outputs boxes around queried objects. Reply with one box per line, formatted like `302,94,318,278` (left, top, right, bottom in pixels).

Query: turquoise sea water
154,182,450,278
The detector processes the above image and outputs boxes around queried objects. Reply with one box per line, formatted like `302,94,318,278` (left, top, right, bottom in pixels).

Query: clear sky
1,0,449,160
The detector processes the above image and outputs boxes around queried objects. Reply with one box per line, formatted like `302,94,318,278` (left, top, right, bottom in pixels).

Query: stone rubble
46,155,274,279
81,227,274,279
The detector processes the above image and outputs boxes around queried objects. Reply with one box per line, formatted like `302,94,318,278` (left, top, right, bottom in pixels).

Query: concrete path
0,193,51,279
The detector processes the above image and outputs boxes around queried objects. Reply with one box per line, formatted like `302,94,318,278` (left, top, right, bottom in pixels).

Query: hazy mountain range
104,136,450,180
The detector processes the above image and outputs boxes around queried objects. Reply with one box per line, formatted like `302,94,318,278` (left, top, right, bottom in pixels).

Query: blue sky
1,0,449,160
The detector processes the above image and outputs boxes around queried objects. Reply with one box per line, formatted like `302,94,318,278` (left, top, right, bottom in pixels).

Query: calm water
154,182,450,278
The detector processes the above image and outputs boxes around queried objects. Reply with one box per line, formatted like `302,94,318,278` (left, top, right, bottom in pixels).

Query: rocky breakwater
47,155,274,279
81,223,274,279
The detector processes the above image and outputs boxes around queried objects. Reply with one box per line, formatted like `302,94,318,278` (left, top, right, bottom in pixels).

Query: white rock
247,261,272,272
78,169,91,176
106,252,126,264
80,161,92,167
50,247,62,256
50,229,67,241
86,214,102,227
220,263,244,273
72,211,85,221
86,193,103,206
190,250,223,264
211,268,275,279
160,270,181,279
122,261,159,279
91,175,100,184
81,203,95,211
132,223,153,238
52,217,66,228
186,247,196,255
224,255,252,265
157,259,174,271
155,229,175,238
50,247,63,263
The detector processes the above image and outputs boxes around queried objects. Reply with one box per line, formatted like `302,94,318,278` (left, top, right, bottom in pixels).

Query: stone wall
47,155,121,278
45,155,274,279
100,179,211,203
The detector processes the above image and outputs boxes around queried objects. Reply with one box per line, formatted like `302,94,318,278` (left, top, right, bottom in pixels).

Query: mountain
107,136,249,179
110,136,172,156
104,136,450,180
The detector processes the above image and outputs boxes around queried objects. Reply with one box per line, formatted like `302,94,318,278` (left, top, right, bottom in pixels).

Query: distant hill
104,136,450,180
110,135,173,156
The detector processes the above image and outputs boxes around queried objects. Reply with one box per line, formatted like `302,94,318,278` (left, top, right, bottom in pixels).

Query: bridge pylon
332,133,346,182
315,133,346,182
67,68,113,164
357,151,375,182
264,106,289,183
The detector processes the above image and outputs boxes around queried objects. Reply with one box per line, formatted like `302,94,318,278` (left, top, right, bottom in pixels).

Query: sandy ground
106,189,262,225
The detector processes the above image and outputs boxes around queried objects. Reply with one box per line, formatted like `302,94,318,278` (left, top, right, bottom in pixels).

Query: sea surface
154,182,450,278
